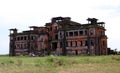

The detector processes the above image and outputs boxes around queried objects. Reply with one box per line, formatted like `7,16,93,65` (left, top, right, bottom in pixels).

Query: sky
0,0,120,54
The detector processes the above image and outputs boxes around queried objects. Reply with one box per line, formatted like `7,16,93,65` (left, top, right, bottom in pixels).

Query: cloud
0,0,120,54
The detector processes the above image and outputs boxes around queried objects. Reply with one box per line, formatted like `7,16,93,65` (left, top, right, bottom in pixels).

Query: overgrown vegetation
0,55,120,73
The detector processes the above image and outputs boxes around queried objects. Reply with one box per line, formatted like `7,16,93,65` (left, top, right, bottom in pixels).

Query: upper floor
9,17,107,41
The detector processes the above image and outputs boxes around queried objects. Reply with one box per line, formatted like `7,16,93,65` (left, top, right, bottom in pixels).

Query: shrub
9,60,14,64
47,56,54,62
111,55,120,61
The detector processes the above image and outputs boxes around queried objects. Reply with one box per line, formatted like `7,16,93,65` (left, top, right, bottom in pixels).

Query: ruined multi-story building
9,17,108,56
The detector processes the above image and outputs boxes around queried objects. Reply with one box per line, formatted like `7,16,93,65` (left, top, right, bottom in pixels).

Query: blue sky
0,0,120,54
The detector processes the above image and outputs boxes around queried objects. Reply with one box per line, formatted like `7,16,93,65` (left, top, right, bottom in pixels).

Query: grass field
0,55,120,73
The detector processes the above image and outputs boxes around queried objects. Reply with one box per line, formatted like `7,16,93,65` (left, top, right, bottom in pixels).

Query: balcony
15,49,28,52
66,46,88,50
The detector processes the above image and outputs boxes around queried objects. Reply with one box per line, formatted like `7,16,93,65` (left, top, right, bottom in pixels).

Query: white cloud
0,0,120,54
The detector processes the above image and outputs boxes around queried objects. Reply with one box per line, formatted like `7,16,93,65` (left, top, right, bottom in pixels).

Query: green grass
0,55,120,73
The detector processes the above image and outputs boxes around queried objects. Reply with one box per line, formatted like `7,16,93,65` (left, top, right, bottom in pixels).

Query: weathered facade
9,17,108,56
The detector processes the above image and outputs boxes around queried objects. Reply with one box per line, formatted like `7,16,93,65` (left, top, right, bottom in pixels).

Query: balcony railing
66,46,88,50
15,49,28,52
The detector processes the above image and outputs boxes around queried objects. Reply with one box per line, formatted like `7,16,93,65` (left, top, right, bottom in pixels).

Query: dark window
55,34,58,40
80,41,83,46
91,40,94,46
17,37,20,41
75,41,77,47
60,32,62,35
59,32,62,38
66,32,68,37
21,37,23,40
74,31,78,36
79,31,83,35
24,36,27,40
85,40,88,46
66,42,68,47
70,41,72,47
31,36,34,40
69,32,73,36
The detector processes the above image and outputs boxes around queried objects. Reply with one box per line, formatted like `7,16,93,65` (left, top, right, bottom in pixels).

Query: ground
0,55,120,73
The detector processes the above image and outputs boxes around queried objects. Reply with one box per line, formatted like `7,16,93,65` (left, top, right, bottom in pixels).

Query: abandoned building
9,17,108,56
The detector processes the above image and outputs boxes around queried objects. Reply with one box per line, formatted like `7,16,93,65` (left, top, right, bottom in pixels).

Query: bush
47,56,54,62
111,55,120,61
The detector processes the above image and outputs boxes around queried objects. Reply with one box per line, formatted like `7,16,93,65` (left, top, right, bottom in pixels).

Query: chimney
87,18,98,25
